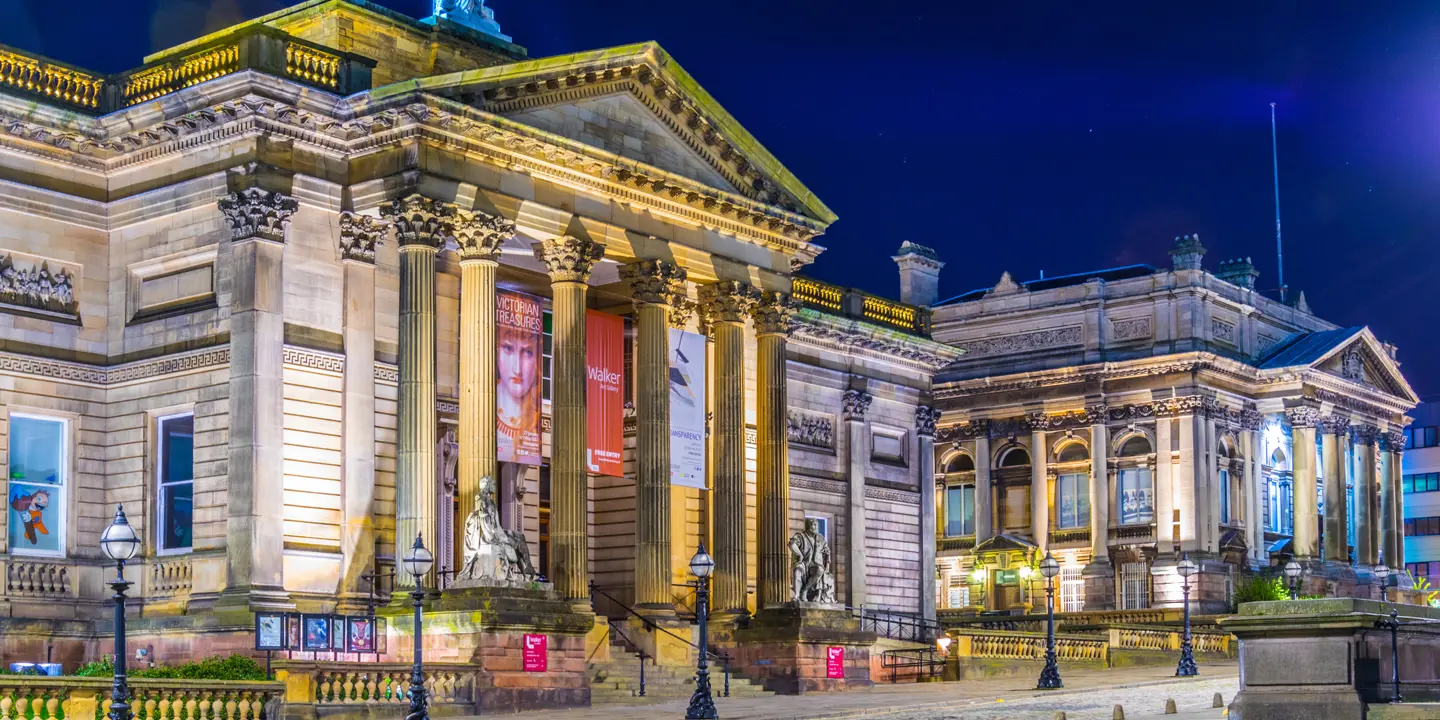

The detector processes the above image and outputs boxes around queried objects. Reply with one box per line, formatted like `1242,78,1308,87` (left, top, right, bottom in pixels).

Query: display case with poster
346,616,377,653
331,617,347,652
254,612,289,651
302,614,332,651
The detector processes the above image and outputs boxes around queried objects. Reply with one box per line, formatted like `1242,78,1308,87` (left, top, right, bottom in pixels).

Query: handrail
880,648,944,684
590,582,732,697
847,605,941,643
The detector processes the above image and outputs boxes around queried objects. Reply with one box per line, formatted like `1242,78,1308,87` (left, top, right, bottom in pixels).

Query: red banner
586,310,625,477
497,291,543,465
523,634,548,672
826,646,845,679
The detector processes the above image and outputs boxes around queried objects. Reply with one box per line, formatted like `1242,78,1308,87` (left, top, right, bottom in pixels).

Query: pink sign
826,646,844,679
523,634,547,672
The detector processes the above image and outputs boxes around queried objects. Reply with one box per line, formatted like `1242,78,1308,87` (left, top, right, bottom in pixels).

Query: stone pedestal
728,604,876,694
1081,559,1114,611
623,614,696,667
382,584,593,712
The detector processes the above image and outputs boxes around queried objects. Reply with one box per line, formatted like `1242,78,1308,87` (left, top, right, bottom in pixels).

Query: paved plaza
469,661,1238,720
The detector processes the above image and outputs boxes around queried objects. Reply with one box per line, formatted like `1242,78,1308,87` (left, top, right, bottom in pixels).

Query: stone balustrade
949,628,1108,662
275,662,477,712
3,560,74,600
0,677,282,720
0,47,105,110
1106,624,1232,655
148,557,193,597
792,276,930,335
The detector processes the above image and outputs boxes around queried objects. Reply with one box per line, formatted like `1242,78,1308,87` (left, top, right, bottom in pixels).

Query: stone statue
789,518,837,604
456,476,537,584
433,0,509,40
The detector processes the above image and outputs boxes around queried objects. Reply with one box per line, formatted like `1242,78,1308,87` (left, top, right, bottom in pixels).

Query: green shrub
68,654,267,681
74,658,114,677
1230,575,1290,610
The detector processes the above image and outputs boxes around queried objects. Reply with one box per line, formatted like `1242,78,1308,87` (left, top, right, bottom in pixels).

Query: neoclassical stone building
0,0,957,682
929,237,1419,614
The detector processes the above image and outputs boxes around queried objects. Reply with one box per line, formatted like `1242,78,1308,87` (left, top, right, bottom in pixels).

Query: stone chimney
1216,257,1260,290
892,241,944,306
1169,233,1206,271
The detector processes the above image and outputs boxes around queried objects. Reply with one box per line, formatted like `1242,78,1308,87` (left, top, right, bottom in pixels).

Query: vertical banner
523,633,548,672
826,646,845,679
585,310,625,477
497,291,543,465
668,328,707,489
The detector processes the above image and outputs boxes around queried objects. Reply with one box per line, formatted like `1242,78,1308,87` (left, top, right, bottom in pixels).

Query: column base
212,585,294,616
1081,558,1115,611
727,604,876,694
625,612,695,667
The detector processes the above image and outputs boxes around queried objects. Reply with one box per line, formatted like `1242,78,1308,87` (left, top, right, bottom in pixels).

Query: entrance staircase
588,633,774,703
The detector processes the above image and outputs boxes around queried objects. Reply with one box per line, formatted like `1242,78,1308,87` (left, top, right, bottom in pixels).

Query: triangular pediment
1263,327,1418,404
503,92,739,193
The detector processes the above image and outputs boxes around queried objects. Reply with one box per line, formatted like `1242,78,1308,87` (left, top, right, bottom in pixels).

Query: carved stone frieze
916,407,940,438
1155,395,1207,418
1111,317,1152,341
382,195,455,249
618,260,687,306
787,408,836,450
1341,344,1365,383
697,281,758,324
0,252,77,317
454,209,514,261
934,419,988,443
1211,318,1236,344
534,236,605,283
751,291,796,336
338,211,388,264
842,389,872,423
218,188,296,243
786,313,952,370
954,326,1082,359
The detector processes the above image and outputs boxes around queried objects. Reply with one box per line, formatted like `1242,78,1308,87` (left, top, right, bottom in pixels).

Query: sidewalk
456,660,1239,720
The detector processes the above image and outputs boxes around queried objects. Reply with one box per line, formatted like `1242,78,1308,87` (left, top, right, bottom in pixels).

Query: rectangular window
157,414,195,552
1060,565,1084,612
1056,473,1090,529
1412,427,1440,449
945,485,975,536
1219,468,1231,525
1406,517,1440,537
1404,473,1440,494
7,413,66,557
1119,561,1150,610
1117,468,1154,525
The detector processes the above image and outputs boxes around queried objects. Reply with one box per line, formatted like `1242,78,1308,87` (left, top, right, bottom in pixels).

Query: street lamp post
401,534,435,720
1175,553,1198,677
1037,553,1062,689
1283,559,1302,600
1375,563,1391,602
100,505,142,720
686,543,718,720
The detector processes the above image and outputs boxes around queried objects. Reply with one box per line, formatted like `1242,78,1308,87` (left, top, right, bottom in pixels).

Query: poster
8,482,60,555
826,646,845,679
303,615,331,651
347,617,376,653
585,310,625,477
255,613,287,651
497,291,543,465
668,329,707,489
523,633,548,672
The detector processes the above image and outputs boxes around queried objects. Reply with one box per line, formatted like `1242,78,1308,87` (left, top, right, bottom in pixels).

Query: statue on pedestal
789,518,837,604
456,476,537,585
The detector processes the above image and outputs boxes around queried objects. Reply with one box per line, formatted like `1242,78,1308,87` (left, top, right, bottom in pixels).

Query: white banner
668,328,708,489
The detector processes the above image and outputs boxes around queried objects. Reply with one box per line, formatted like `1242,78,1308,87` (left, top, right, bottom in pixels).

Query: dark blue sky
6,0,1439,399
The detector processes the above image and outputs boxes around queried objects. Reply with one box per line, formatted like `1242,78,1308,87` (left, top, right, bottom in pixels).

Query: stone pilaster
843,387,873,608
1382,430,1406,573
973,426,993,543
1154,415,1174,550
1242,412,1265,568
1087,408,1110,561
383,195,455,589
752,290,796,609
1176,409,1203,553
1029,420,1048,554
455,209,513,572
916,407,939,621
1319,414,1351,564
1203,415,1218,553
338,212,386,606
534,236,606,604
618,259,688,612
218,188,296,611
1287,406,1321,560
699,281,756,614
1352,424,1380,567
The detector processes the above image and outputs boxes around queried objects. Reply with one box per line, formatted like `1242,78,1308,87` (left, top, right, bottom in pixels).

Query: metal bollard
639,650,646,697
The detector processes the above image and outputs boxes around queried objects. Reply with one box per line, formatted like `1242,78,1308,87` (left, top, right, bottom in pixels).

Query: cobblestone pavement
470,661,1239,720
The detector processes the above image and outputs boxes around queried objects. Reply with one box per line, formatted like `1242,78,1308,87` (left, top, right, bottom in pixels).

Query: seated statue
457,476,537,584
789,518,837,604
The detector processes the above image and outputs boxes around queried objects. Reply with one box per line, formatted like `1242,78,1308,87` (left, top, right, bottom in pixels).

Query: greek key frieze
864,486,920,505
282,346,345,375
790,475,847,496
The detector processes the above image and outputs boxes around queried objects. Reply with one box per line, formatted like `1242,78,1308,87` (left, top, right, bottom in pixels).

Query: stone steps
589,646,773,703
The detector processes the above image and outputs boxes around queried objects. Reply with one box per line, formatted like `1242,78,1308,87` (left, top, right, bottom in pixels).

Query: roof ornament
987,271,1026,297
432,0,512,42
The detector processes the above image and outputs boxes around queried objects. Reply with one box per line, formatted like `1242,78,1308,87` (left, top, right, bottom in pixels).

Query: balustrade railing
149,557,193,597
1047,527,1091,546
0,46,105,111
1108,524,1156,543
0,677,282,719
937,536,975,552
792,276,929,335
277,662,476,711
950,628,1107,662
4,560,72,599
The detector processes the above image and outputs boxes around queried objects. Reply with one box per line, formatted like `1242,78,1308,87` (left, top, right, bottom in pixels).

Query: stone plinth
1081,560,1114,611
382,584,593,712
726,604,876,694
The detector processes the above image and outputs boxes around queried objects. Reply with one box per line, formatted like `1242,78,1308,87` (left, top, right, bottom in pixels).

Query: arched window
999,447,1031,467
1119,436,1152,457
1057,443,1089,464
1270,448,1288,469
1216,443,1230,458
944,454,975,473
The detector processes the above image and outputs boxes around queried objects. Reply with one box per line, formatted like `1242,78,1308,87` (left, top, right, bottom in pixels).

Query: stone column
1088,408,1110,561
843,388,873,608
1382,430,1406,572
338,212,386,606
752,291,795,609
1203,415,1218,552
384,196,454,589
974,426,993,543
1243,413,1265,568
455,210,513,557
1287,406,1320,560
534,236,606,604
619,260,688,612
1176,408,1202,553
1353,425,1381,567
917,407,939,621
699,282,755,614
1030,421,1049,554
1155,413,1175,550
1320,415,1351,564
218,188,295,611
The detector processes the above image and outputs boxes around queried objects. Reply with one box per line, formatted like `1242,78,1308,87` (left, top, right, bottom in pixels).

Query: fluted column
1320,414,1351,564
843,388,873,608
1154,413,1175,550
973,426,993,543
619,260,688,611
700,282,755,614
455,210,513,566
1353,425,1381,567
1382,430,1406,571
1243,412,1265,568
1203,415,1218,552
1287,406,1320,560
534,236,605,603
917,407,939,621
218,188,296,610
384,196,454,589
1030,421,1049,554
1088,407,1110,561
753,291,795,609
338,212,386,605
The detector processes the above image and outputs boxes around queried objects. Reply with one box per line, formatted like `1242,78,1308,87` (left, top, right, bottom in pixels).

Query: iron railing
851,606,941,643
880,648,945,684
589,583,733,698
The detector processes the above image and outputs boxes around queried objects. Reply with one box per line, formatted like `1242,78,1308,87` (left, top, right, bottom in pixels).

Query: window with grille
1119,562,1151,610
1060,566,1084,612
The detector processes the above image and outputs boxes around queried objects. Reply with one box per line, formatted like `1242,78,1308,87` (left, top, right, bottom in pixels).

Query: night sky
5,1,1439,399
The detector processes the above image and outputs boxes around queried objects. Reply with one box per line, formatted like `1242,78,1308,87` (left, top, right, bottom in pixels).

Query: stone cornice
934,397,1263,442
788,307,961,374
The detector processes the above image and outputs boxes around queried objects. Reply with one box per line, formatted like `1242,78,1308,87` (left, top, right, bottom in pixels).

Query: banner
669,329,707,489
523,634,548,672
497,291,543,465
585,310,625,477
826,646,845,679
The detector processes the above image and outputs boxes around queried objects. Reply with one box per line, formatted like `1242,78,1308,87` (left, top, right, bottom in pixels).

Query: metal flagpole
1271,102,1286,303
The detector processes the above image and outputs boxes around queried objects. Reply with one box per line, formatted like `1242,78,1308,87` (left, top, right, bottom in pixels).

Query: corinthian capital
750,290,796,336
454,209,514,261
697,281,758,324
534,236,605,283
916,407,940,437
1285,405,1320,429
618,260,688,306
382,195,455,249
338,211,388,264
219,189,297,243
1351,424,1381,446
843,389,873,422
1318,414,1351,437
1382,429,1406,453
1084,404,1108,426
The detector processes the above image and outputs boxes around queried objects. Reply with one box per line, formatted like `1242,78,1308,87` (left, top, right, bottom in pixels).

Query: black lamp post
101,505,142,720
1175,553,1198,677
402,534,435,720
686,543,718,720
1283,559,1302,600
1037,553,1062,689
